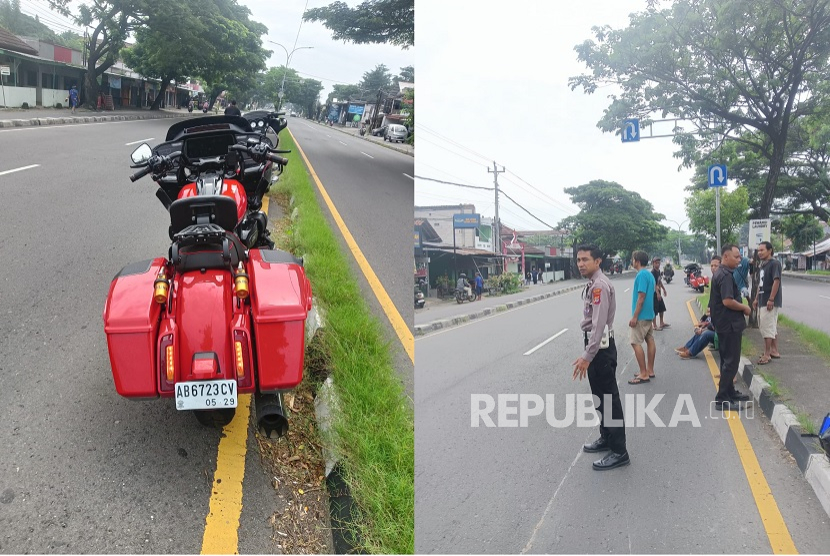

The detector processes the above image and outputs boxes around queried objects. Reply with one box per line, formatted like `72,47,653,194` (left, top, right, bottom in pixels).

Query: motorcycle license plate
175,380,238,411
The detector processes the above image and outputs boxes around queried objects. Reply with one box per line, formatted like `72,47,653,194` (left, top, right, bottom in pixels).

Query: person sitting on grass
675,308,715,359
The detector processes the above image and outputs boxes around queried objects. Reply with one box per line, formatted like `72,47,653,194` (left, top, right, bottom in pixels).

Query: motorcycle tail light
159,334,175,392
232,330,253,389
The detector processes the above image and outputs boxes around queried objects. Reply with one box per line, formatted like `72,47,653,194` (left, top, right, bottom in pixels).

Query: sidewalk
0,105,192,128
414,271,634,334
311,120,414,157
694,297,830,517
783,270,830,284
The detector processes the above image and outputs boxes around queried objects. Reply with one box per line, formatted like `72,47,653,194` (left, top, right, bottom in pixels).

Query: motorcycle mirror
130,143,152,165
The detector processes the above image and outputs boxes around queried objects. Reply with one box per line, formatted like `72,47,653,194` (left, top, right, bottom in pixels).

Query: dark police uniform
580,269,626,454
710,265,746,402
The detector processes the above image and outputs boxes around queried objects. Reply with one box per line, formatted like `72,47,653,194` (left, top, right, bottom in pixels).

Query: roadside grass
793,408,818,435
757,370,783,398
273,131,414,554
806,270,830,276
778,314,830,364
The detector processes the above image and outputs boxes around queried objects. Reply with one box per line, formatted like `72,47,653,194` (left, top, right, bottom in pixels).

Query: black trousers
585,338,626,454
716,330,742,401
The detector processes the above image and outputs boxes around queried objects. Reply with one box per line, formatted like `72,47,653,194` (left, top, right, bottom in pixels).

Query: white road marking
523,328,568,356
0,118,188,134
125,137,154,145
403,173,414,180
0,164,39,176
338,140,346,145
820,295,830,301
360,152,374,159
326,134,331,138
624,288,631,293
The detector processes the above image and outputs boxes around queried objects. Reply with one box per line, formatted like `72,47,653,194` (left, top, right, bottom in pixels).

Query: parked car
371,125,387,137
384,124,408,143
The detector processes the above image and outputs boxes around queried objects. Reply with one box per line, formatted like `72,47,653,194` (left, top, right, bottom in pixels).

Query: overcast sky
414,0,713,234
18,0,413,101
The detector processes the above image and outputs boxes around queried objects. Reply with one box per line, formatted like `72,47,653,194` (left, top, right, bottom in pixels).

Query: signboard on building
347,104,365,115
453,213,480,229
0,66,10,76
749,219,771,249
109,76,121,89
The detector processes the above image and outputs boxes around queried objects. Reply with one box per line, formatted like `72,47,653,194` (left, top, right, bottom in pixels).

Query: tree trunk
760,138,787,219
151,75,173,110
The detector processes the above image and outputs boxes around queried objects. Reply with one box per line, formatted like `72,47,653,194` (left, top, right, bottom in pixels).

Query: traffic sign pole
715,186,721,255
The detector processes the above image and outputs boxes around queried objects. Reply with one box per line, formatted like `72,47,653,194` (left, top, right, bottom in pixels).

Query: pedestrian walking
532,268,538,285
628,251,656,383
710,244,752,411
754,241,782,364
224,99,241,116
68,84,79,114
572,244,629,470
651,257,670,330
474,272,484,301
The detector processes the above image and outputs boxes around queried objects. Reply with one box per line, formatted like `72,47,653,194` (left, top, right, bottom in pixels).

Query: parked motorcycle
415,285,425,309
103,112,312,437
455,288,475,304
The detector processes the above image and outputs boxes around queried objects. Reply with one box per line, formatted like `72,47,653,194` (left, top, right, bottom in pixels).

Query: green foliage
0,0,83,49
360,64,393,95
569,0,830,218
685,187,749,247
558,180,668,256
779,214,825,252
394,65,414,85
485,273,522,295
402,88,413,144
303,0,413,49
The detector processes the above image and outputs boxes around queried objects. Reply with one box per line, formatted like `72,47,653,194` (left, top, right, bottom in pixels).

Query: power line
414,175,494,191
499,189,558,230
21,0,83,33
503,171,578,215
416,134,492,168
417,124,493,164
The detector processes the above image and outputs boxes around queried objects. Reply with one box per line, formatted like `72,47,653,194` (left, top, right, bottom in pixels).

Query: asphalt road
287,119,415,396
777,278,830,335
414,276,830,553
0,118,286,553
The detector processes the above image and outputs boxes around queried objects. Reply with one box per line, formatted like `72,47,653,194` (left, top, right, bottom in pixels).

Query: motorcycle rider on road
457,273,472,300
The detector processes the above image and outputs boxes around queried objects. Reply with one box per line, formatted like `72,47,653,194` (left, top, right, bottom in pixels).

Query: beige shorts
629,320,654,345
759,305,779,339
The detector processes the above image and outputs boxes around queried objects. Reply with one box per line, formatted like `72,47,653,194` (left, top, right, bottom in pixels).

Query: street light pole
666,218,689,265
266,41,313,111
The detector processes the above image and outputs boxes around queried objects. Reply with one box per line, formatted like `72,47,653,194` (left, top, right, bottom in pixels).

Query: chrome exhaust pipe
255,392,289,439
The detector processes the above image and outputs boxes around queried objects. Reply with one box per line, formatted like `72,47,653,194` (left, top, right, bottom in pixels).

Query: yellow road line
685,300,797,554
288,128,414,364
261,195,269,215
200,394,252,554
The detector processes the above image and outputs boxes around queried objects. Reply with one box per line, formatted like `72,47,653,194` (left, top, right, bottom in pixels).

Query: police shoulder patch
592,288,602,305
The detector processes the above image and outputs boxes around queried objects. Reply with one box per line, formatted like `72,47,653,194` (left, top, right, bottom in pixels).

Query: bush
485,273,523,295
55,102,63,109
21,102,29,109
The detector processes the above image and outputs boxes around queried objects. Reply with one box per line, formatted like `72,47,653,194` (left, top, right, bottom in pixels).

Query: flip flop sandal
757,357,771,365
628,377,651,385
770,354,781,359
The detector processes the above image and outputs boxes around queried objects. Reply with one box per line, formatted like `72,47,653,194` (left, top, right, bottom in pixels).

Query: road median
268,130,413,554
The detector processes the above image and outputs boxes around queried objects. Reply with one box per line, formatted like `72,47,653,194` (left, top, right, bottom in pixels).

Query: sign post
453,214,480,282
708,164,728,254
748,219,771,249
0,65,9,108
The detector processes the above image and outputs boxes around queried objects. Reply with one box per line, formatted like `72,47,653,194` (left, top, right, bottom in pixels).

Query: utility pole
488,161,505,271
715,186,722,255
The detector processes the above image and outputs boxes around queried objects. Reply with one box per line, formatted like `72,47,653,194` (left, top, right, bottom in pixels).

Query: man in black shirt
651,257,669,330
224,99,242,117
710,244,752,410
754,241,782,364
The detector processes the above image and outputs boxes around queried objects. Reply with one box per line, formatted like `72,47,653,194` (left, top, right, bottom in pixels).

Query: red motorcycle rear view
102,111,312,436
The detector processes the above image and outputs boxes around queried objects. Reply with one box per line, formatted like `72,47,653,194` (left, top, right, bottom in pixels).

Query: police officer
572,244,630,470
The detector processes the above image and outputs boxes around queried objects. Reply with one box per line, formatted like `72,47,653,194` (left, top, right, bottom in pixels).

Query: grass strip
778,314,830,363
273,131,414,554
806,270,830,276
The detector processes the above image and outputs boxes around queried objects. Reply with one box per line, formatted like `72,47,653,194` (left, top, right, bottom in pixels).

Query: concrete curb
0,112,183,128
782,271,830,284
694,298,830,517
415,283,585,336
315,120,414,157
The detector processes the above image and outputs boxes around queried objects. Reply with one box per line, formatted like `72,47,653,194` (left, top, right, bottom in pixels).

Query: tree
684,187,749,248
402,88,413,144
558,180,669,256
569,0,830,219
360,64,393,94
303,0,413,49
780,214,825,251
393,65,414,86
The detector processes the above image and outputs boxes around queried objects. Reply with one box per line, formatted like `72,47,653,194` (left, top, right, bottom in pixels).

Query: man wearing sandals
629,251,657,384
711,245,753,411
754,241,782,365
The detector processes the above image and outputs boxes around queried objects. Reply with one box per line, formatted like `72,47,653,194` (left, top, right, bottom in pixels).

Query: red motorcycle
102,112,312,436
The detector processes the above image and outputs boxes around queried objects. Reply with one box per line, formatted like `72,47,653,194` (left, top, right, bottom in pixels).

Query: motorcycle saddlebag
103,258,166,398
248,249,312,392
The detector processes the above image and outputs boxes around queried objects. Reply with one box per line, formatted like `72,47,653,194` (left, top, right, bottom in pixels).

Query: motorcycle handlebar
129,165,153,182
266,153,289,166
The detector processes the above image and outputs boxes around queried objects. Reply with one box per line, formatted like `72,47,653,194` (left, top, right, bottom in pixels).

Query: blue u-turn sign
708,164,728,187
621,119,640,142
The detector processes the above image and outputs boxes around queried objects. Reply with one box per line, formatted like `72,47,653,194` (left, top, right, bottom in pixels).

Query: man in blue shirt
628,250,656,384
474,271,484,301
733,252,751,302
68,85,79,114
